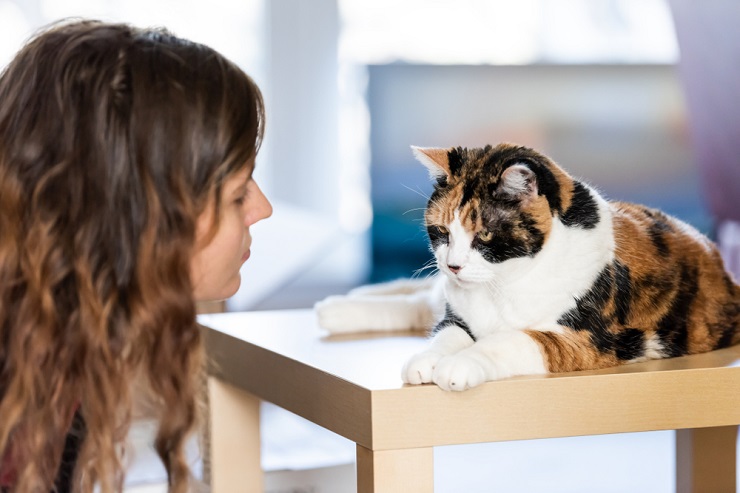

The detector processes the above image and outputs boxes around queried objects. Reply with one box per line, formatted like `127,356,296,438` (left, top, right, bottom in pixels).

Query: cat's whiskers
402,183,431,201
404,208,432,227
412,259,439,279
403,207,427,216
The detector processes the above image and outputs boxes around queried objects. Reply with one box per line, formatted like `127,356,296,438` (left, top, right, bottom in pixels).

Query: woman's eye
477,230,493,242
235,195,246,206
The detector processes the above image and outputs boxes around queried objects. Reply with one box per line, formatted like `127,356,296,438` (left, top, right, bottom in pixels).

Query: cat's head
413,143,575,285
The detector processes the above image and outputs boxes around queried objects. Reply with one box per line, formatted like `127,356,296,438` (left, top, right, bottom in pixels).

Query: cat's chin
445,274,490,289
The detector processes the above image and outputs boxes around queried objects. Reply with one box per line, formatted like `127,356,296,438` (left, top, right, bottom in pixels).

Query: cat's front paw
432,354,487,391
402,351,444,385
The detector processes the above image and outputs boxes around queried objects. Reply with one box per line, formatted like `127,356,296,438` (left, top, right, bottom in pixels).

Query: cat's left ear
497,163,538,199
411,146,452,179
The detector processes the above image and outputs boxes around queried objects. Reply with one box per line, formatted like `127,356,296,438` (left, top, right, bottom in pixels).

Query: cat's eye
438,226,448,235
477,230,494,242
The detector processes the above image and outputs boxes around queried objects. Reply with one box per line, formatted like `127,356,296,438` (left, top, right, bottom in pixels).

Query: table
198,309,740,493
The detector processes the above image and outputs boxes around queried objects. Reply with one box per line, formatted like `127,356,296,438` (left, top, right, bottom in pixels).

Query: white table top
200,309,740,451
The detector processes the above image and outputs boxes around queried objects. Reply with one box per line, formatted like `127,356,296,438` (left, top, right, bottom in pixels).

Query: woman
0,19,272,492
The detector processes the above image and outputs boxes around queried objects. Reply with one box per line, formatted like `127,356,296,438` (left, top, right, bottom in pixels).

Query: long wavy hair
0,19,264,492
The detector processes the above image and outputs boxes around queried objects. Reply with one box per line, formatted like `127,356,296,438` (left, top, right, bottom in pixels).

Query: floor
124,402,740,493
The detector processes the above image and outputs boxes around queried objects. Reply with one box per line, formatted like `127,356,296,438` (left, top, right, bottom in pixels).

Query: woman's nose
245,181,272,226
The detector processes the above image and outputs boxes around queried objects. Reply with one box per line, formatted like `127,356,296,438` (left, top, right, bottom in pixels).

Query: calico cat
315,143,740,391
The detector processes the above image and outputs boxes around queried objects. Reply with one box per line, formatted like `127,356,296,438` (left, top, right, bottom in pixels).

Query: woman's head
0,19,267,491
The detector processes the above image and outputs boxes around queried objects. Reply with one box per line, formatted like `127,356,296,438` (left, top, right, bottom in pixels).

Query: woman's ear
411,146,452,180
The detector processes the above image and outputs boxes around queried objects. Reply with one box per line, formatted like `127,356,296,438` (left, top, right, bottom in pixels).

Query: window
339,0,678,65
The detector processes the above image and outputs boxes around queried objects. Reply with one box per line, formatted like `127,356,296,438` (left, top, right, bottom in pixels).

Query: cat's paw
432,354,487,391
402,351,444,385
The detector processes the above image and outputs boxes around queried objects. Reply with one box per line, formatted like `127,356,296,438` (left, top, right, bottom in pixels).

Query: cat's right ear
411,146,452,180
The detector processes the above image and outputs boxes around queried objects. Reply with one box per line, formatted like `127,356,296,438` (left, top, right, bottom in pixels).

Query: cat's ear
498,164,538,199
411,146,451,179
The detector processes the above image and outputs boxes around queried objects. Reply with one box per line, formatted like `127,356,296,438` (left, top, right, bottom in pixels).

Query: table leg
676,425,738,493
356,445,434,493
205,377,263,493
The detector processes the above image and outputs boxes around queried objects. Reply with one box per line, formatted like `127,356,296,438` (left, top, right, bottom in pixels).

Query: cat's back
610,202,725,273
608,200,740,353
610,201,717,262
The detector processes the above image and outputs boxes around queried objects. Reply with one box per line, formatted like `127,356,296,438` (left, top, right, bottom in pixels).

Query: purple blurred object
669,0,740,222
669,0,740,278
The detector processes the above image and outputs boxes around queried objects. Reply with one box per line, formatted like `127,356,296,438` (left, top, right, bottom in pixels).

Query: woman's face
190,165,272,301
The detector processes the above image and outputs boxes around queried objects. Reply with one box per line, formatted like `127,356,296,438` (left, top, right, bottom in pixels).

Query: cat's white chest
446,282,530,335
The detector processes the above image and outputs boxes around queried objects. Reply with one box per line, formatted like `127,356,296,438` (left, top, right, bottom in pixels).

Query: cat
315,143,740,391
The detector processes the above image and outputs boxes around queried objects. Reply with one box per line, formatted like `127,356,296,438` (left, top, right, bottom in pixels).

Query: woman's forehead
226,165,251,186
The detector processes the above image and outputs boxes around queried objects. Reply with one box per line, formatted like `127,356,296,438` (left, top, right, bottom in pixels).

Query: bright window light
339,0,678,65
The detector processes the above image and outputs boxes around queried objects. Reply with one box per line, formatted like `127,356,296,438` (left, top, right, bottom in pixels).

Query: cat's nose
448,264,462,274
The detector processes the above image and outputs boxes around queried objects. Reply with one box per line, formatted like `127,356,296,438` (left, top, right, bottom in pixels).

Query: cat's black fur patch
557,262,645,357
656,262,698,356
427,224,449,249
558,264,615,353
648,220,672,257
447,147,465,176
560,181,599,229
474,213,545,263
615,328,645,360
461,175,479,207
434,304,476,341
613,261,632,325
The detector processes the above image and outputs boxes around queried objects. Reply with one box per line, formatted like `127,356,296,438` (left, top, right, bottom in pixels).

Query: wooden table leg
356,444,434,493
205,377,263,493
676,425,738,493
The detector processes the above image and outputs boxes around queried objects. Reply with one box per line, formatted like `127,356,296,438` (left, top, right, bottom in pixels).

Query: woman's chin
194,275,242,304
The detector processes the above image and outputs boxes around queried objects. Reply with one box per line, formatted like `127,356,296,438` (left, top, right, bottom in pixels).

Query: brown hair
0,19,264,492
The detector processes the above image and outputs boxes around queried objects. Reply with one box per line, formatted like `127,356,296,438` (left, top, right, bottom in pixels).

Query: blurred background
2,0,734,312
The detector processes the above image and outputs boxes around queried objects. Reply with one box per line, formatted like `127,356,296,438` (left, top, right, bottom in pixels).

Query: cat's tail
314,277,445,335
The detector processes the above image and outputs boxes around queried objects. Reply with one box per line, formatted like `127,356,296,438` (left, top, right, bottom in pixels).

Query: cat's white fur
315,277,445,334
315,182,615,391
